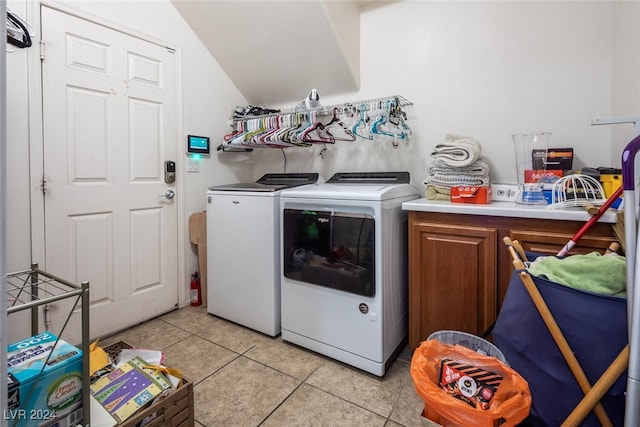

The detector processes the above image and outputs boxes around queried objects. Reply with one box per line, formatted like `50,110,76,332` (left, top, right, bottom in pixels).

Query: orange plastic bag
411,339,531,427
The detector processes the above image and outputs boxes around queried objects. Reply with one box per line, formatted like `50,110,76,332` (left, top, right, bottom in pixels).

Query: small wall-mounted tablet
187,135,210,155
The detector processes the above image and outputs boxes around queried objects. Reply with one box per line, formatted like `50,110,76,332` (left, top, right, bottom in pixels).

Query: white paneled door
40,5,178,341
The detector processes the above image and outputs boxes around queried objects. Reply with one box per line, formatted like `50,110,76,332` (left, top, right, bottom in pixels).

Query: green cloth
425,185,450,201
527,252,626,297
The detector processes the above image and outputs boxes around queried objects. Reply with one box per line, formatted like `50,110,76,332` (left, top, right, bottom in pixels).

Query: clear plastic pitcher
512,132,551,204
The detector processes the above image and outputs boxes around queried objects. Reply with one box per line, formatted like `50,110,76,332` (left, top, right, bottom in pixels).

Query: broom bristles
612,210,626,254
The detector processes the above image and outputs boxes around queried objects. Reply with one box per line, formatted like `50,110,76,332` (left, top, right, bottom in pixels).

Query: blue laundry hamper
492,254,628,427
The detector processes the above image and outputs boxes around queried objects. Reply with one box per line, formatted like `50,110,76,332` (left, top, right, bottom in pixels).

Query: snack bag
439,358,503,410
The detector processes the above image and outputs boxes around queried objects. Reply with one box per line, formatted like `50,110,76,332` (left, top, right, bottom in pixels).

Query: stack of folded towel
424,134,491,200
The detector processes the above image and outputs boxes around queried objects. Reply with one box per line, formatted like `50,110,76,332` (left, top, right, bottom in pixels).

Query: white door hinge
41,175,47,195
40,40,45,60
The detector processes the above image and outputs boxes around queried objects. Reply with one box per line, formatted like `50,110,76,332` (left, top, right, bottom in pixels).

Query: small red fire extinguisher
190,272,201,306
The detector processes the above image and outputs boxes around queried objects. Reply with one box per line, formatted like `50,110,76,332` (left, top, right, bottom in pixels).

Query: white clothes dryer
280,172,419,376
206,173,319,336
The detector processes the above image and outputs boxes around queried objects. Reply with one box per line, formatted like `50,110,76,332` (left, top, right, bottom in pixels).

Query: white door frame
27,0,187,311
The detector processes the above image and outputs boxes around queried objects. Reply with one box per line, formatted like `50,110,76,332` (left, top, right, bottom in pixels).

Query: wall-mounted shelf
6,264,90,427
218,95,413,152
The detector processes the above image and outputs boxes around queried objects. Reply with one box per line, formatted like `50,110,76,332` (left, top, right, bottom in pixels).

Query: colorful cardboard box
90,356,172,424
451,186,492,204
532,148,574,170
438,358,503,410
524,169,564,184
6,331,83,427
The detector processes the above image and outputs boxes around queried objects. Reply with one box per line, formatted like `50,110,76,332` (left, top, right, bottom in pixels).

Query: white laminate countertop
402,198,618,223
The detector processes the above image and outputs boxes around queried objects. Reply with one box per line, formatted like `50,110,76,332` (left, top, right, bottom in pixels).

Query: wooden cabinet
408,221,497,349
407,210,616,350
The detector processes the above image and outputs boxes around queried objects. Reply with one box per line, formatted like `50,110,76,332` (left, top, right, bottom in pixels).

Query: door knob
161,190,175,199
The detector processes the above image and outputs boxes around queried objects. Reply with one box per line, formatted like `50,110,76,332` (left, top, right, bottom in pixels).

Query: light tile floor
100,305,430,427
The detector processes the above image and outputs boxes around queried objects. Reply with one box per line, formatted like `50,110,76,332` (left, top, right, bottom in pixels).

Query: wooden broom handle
561,345,629,427
503,237,527,261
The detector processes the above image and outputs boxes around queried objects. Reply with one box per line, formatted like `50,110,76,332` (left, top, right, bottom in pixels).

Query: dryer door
283,209,375,297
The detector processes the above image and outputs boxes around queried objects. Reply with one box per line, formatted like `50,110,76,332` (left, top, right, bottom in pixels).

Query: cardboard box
90,356,172,424
6,331,83,427
103,341,195,427
524,169,563,184
120,379,194,427
439,358,503,410
451,186,492,204
532,148,574,170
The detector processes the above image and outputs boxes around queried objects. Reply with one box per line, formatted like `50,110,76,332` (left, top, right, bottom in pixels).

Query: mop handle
556,185,623,257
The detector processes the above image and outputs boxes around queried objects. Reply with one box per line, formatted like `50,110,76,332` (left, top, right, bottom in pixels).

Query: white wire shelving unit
1,1,8,425
6,264,90,427
218,94,413,152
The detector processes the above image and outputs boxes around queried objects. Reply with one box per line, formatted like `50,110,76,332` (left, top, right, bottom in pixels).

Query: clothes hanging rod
231,95,412,123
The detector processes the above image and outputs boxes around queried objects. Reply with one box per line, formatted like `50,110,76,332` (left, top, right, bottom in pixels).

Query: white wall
5,0,250,304
254,1,616,193
612,1,640,159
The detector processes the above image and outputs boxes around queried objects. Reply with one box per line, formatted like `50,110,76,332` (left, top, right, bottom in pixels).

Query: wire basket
427,330,508,364
547,174,608,209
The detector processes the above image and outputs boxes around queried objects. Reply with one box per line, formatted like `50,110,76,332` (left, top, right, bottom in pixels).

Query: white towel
429,158,490,176
430,134,482,168
424,158,491,188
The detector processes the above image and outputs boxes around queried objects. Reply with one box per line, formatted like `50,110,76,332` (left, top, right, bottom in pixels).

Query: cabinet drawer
510,229,615,256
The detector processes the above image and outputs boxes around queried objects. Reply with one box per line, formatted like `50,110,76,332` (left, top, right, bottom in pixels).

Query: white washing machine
279,172,419,376
206,173,319,336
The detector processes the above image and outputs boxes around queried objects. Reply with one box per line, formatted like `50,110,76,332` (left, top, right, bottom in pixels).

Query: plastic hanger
298,111,334,144
318,108,356,142
242,118,268,146
278,113,310,147
224,120,248,147
7,9,33,48
352,104,373,141
225,95,412,149
230,118,260,147
281,114,311,147
262,116,294,148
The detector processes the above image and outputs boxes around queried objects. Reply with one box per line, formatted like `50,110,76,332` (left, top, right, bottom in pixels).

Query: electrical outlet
491,184,518,201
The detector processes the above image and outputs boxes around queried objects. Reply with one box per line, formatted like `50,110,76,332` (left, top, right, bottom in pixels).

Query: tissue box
451,186,492,204
7,331,83,427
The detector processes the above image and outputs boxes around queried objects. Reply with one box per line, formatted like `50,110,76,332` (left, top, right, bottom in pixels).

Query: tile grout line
149,312,419,427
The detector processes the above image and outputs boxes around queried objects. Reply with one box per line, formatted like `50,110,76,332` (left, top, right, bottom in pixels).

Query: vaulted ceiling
171,0,381,106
